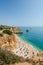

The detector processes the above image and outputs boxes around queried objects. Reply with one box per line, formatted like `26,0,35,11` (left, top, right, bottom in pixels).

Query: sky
0,0,43,27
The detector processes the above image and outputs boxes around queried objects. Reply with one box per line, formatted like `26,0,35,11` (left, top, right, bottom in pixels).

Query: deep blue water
17,27,43,51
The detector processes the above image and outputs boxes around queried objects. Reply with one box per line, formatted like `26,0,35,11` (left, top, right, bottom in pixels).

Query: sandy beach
12,34,39,59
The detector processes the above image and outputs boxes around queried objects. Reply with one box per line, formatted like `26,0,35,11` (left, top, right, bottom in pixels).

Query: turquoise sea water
17,27,43,51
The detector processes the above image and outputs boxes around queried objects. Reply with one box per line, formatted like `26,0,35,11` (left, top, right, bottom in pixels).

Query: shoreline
12,34,39,59
16,34,42,52
16,34,43,52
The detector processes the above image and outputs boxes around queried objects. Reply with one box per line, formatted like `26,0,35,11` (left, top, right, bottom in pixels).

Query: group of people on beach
12,35,38,59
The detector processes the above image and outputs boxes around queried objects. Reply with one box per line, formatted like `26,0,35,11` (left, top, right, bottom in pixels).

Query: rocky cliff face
0,33,16,51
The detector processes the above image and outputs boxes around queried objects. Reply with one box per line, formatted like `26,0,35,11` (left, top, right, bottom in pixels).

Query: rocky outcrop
11,27,23,34
26,29,29,32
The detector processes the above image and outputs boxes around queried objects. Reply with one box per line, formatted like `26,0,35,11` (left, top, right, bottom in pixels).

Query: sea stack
26,29,29,32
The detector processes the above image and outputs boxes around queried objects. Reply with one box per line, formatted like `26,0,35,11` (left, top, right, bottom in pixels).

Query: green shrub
0,49,23,64
0,34,3,37
3,30,12,35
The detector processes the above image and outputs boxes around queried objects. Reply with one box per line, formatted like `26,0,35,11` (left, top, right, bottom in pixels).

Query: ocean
17,27,43,51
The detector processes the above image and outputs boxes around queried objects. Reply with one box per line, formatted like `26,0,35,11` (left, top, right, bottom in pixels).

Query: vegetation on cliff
3,30,12,35
0,48,23,65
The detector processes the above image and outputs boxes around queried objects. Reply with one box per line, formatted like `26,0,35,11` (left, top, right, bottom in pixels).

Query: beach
12,34,39,59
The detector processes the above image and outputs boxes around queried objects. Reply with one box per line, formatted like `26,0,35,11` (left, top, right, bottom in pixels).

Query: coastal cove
17,27,43,51
0,25,43,65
